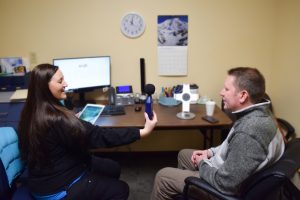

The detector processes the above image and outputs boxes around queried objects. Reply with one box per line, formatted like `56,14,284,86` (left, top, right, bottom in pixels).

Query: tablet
78,104,105,124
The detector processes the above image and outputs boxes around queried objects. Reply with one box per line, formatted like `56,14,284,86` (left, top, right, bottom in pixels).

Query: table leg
199,128,214,149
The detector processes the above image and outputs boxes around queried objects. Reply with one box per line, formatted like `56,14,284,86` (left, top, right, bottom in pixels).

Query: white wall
271,0,300,138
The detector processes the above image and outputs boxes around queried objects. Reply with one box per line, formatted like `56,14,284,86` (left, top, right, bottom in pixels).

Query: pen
164,87,169,97
161,87,165,97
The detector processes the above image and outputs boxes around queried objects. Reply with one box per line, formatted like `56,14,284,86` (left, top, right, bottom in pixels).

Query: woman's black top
27,119,140,195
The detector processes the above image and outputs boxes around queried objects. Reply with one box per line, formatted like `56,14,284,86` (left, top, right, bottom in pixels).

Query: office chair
0,127,33,200
263,93,295,141
182,138,300,200
220,93,295,142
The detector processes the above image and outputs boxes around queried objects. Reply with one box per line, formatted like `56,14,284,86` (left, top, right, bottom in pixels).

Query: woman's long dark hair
18,64,86,168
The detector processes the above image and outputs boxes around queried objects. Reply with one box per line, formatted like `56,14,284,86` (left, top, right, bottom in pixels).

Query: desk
95,103,232,148
0,102,25,130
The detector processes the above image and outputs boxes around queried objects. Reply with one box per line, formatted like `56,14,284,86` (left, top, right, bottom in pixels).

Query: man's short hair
228,67,265,103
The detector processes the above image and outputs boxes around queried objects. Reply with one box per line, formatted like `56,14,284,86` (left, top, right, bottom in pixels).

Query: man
151,67,285,200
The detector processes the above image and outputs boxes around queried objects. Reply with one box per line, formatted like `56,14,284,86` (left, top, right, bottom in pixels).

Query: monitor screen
53,56,111,92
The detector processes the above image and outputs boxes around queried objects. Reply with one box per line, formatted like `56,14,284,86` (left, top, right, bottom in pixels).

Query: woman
18,63,157,200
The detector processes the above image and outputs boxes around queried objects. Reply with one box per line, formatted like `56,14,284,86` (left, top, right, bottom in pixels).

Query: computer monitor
53,56,111,106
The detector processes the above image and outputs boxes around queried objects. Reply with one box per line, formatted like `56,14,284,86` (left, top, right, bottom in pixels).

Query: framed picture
158,15,188,46
0,57,26,75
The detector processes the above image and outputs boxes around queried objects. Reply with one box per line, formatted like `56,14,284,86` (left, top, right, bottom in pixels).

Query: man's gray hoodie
199,101,285,195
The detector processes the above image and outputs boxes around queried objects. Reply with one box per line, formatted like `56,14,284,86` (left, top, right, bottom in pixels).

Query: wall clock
120,12,145,38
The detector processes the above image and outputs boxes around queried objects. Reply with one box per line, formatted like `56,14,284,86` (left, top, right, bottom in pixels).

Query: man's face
220,75,241,112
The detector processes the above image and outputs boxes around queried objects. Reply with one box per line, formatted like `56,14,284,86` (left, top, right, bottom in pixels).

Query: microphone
144,84,155,120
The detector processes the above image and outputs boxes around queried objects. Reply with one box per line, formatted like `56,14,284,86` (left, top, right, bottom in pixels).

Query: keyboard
101,105,125,116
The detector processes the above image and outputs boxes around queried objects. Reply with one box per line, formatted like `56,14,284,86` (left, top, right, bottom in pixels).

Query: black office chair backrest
263,93,296,141
239,138,300,200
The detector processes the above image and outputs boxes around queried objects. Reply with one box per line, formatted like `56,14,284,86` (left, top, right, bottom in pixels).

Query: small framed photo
0,57,26,75
78,104,105,124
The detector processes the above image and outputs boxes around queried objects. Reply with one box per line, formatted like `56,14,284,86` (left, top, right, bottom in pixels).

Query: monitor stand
77,92,96,107
64,92,96,111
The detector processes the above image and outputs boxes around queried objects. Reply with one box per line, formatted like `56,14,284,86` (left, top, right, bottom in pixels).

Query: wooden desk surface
95,103,232,129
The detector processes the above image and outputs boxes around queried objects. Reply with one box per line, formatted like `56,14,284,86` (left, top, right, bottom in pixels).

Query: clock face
120,13,145,38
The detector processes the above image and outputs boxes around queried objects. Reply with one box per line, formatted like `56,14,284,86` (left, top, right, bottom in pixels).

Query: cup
205,101,216,116
152,92,159,104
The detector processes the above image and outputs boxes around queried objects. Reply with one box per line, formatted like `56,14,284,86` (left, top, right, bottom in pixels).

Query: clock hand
130,17,133,25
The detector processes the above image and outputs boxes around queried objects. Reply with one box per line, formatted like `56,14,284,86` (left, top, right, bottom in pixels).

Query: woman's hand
139,111,158,138
75,111,81,118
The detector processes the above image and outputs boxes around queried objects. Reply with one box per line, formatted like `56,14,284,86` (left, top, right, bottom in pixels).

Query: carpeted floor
97,152,178,200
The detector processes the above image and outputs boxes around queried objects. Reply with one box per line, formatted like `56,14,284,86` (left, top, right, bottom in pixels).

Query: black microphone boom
145,84,155,95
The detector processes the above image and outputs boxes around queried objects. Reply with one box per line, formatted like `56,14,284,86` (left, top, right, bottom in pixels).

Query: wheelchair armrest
184,177,240,200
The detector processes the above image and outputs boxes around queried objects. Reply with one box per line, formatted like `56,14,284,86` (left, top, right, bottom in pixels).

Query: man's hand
191,150,209,167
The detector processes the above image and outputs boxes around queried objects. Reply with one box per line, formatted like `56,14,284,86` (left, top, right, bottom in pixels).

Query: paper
10,89,28,101
157,15,188,76
158,46,188,76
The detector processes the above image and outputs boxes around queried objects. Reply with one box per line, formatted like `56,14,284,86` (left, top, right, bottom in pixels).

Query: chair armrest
277,118,295,140
184,177,240,200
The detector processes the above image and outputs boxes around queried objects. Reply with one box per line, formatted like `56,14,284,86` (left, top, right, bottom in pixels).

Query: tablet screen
79,104,104,124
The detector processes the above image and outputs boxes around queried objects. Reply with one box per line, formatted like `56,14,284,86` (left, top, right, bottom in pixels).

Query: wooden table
95,103,232,148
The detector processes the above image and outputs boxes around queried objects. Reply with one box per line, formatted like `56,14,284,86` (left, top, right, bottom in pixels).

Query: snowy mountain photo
157,15,188,46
